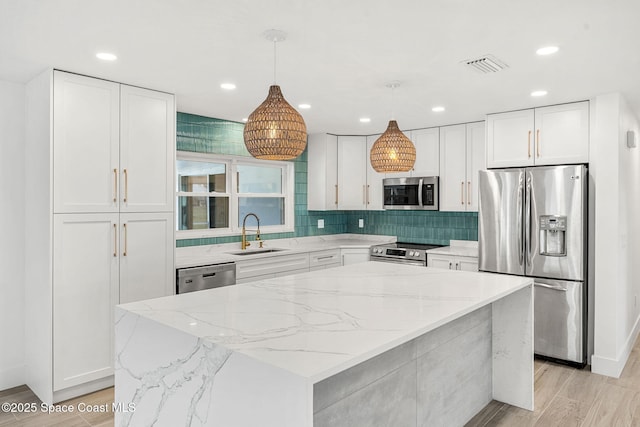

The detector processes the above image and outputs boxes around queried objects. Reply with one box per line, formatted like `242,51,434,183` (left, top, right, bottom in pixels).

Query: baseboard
0,364,25,391
52,375,114,404
591,314,640,378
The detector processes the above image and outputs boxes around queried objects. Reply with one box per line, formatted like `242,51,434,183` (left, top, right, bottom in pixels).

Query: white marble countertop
426,239,479,258
119,261,531,383
175,233,396,268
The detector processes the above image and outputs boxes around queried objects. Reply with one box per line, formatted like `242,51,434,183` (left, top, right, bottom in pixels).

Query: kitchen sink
228,248,287,256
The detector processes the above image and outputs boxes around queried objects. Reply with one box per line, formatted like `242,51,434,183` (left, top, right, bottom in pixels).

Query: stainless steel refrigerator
478,165,587,365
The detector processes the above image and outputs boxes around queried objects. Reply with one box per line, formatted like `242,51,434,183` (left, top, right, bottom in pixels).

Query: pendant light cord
273,39,277,85
390,85,395,120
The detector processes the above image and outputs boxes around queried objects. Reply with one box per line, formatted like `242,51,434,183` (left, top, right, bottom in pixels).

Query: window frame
176,151,295,239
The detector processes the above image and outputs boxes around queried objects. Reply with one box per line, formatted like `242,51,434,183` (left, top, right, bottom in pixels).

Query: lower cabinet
309,249,342,271
52,213,174,392
341,248,370,265
427,254,478,272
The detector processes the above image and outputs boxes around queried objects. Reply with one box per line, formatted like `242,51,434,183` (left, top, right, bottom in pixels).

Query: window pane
178,196,229,230
238,197,285,226
237,164,282,193
177,160,226,192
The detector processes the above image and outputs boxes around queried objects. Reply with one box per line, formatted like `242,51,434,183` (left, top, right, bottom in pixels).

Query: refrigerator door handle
517,177,524,266
525,175,532,266
535,282,568,292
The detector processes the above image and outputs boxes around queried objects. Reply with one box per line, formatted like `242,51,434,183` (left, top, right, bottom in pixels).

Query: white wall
0,80,26,390
591,93,640,377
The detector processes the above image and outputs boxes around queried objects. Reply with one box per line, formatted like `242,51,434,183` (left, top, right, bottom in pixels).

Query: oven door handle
418,178,424,207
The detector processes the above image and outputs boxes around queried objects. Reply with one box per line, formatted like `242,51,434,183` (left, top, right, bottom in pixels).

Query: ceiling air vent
462,55,509,74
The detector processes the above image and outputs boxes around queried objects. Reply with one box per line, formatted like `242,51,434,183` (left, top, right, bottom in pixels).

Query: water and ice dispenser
539,215,567,256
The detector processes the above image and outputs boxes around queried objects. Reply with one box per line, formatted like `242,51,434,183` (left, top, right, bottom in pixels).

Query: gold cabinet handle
363,185,366,204
123,169,128,203
335,185,338,205
461,181,464,205
467,181,471,205
536,129,540,157
123,223,127,256
528,131,532,158
113,223,117,257
449,262,452,270
113,169,118,203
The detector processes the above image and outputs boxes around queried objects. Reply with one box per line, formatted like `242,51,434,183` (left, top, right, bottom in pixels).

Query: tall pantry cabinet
25,70,175,404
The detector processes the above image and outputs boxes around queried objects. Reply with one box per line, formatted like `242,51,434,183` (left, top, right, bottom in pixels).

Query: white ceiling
2,0,640,135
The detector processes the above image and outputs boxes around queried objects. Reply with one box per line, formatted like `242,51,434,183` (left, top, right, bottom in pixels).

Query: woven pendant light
244,30,307,160
370,82,416,172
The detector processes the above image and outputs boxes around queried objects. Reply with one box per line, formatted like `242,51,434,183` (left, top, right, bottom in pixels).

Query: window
176,151,294,237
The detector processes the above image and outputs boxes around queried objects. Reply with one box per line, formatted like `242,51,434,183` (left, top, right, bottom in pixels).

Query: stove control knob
415,252,421,257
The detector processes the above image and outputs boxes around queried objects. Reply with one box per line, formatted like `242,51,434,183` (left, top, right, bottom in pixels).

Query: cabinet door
119,213,174,304
53,71,120,213
337,136,367,210
466,122,486,212
439,124,467,212
427,254,453,269
53,213,119,390
307,134,338,210
456,256,479,272
534,102,589,165
411,127,440,176
366,134,384,210
341,248,370,265
486,109,535,168
120,86,175,213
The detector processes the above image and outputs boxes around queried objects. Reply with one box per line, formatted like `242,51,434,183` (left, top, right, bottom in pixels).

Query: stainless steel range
370,242,443,266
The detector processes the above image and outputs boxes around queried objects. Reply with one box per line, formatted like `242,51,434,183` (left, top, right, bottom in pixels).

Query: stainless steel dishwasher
176,262,236,294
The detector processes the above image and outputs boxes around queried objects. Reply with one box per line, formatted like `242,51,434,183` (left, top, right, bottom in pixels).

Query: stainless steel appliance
176,262,236,294
478,165,587,365
370,242,443,266
383,177,439,210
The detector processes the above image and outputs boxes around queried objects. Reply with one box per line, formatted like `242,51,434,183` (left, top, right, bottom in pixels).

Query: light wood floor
1,336,638,426
467,335,640,427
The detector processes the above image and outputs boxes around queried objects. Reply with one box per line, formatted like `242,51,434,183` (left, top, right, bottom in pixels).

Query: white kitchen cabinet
337,135,368,210
307,133,338,210
53,214,119,391
120,85,175,213
341,248,370,265
53,72,120,214
486,101,589,168
410,127,440,177
119,212,174,304
25,69,176,404
427,253,478,272
309,249,342,271
53,73,175,214
366,134,384,210
439,122,485,212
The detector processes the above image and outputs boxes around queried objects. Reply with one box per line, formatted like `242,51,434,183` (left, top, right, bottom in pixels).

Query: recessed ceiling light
531,90,548,97
536,46,559,56
220,83,236,90
432,106,445,112
242,117,248,122
96,52,117,61
298,104,311,109
359,117,371,123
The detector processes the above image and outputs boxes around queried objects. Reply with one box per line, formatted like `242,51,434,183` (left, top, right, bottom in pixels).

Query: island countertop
118,261,532,383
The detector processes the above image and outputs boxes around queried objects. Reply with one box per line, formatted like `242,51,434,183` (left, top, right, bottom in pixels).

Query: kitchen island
114,262,533,426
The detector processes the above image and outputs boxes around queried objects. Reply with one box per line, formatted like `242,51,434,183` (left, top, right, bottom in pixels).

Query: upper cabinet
410,127,440,177
366,134,383,210
486,101,589,168
307,133,338,210
337,136,368,210
53,72,175,214
439,122,485,212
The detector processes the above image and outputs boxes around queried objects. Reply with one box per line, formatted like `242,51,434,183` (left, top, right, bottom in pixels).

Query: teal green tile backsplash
175,112,478,247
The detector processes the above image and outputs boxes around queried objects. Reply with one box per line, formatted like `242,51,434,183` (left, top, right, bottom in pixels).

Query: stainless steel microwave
383,177,439,210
